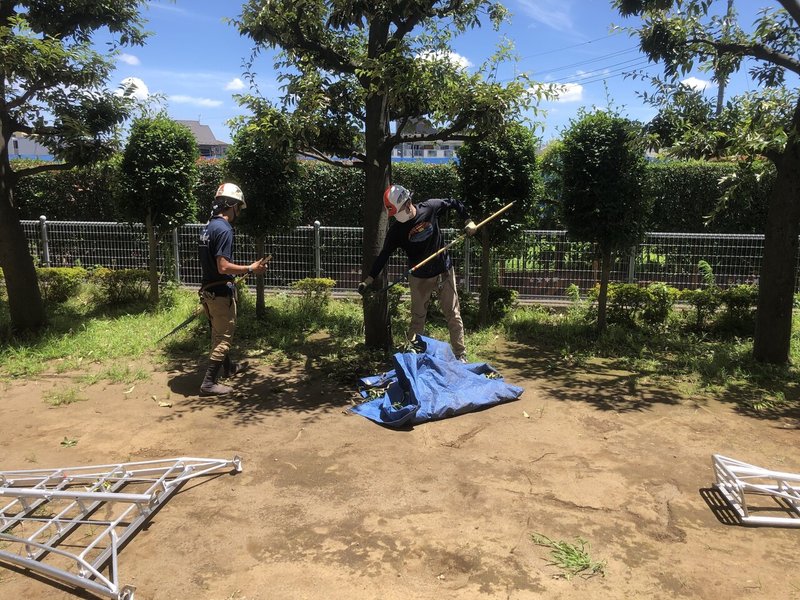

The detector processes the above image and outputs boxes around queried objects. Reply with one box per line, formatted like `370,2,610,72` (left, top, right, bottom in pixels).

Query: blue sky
110,0,770,144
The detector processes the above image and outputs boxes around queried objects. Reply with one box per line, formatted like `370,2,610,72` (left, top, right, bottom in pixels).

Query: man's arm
217,256,268,276
358,228,398,294
430,198,477,236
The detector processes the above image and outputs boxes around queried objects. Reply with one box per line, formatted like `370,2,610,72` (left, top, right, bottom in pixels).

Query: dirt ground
1,337,799,600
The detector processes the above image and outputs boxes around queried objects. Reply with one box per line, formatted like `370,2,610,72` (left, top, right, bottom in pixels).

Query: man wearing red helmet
197,183,268,396
359,184,477,361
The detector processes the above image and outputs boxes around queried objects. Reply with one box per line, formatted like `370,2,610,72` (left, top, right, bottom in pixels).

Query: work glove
464,220,478,237
357,276,374,296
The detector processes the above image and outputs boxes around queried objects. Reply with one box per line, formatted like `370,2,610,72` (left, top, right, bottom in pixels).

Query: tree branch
7,84,43,111
689,37,800,75
297,148,365,168
285,22,358,75
14,161,75,179
776,0,800,30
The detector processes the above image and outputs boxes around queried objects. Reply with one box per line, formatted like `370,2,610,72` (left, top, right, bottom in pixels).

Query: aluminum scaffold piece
712,454,800,527
0,455,243,599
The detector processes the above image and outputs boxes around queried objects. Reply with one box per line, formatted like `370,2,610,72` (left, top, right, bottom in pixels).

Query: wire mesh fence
22,218,799,301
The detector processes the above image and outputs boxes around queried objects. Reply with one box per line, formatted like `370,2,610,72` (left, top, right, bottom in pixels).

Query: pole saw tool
156,255,271,343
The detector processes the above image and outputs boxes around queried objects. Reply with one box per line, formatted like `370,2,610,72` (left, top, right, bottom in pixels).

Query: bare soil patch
1,340,799,600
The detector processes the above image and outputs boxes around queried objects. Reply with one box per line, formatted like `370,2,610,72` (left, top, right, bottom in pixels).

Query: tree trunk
478,227,491,326
597,248,612,333
361,20,393,351
753,143,800,363
0,129,46,333
255,235,266,319
145,213,159,305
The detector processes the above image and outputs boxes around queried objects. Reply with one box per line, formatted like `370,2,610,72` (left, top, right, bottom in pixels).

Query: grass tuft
531,532,606,580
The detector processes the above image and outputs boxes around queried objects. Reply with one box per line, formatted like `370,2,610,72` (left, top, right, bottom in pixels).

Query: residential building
391,119,463,163
8,133,54,161
174,120,229,159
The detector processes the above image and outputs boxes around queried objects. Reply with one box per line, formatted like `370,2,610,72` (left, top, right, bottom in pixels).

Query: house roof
174,120,228,146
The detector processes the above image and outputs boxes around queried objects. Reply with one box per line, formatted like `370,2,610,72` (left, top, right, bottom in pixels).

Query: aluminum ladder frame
712,454,800,527
0,455,242,599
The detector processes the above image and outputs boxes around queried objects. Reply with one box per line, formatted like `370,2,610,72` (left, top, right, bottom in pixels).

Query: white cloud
117,76,149,100
681,76,713,91
553,82,583,102
169,94,223,108
417,50,473,70
119,53,140,66
516,0,574,33
225,78,245,91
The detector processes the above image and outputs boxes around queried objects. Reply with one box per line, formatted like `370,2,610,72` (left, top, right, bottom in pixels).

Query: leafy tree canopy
1,0,148,177
233,0,548,165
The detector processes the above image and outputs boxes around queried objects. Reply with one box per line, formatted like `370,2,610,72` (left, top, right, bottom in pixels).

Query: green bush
717,284,758,334
681,287,722,329
90,268,149,305
595,282,679,328
488,286,519,320
641,282,680,327
37,267,87,304
291,277,336,315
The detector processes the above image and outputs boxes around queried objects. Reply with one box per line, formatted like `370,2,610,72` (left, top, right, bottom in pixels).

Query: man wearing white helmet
359,184,478,361
197,183,267,396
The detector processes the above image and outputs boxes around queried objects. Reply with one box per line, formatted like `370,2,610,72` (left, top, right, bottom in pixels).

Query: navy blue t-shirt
369,198,470,280
199,216,234,288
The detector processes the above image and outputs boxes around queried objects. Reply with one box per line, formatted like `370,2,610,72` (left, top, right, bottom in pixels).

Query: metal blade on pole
375,201,515,294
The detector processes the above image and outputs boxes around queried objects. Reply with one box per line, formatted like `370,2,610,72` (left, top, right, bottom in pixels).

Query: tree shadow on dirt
500,319,800,423
161,333,370,427
487,339,684,414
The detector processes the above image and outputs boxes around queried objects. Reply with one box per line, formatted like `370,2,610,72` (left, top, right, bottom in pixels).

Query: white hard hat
383,185,413,222
214,183,246,209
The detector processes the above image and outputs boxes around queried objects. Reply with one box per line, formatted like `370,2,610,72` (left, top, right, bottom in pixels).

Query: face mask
394,202,413,223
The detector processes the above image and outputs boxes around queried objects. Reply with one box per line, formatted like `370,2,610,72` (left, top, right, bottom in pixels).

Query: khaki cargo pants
200,290,237,362
408,267,466,358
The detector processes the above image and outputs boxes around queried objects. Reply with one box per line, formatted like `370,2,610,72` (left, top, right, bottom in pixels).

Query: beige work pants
408,267,466,358
201,291,237,362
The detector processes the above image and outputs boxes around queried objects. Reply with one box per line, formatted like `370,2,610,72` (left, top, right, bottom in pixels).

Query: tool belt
199,280,236,301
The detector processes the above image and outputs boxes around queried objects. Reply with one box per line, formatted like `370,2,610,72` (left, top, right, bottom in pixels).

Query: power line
535,47,639,76
558,57,651,84
517,31,622,61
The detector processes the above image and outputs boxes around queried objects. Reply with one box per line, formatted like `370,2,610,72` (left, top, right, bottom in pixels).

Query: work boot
199,361,232,396
223,355,248,378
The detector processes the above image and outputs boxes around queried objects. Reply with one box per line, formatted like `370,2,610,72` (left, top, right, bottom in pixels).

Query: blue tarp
352,336,524,428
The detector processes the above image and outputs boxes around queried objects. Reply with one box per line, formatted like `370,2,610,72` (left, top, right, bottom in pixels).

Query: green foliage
458,285,518,325
531,533,606,580
681,287,722,329
291,277,336,316
596,282,679,328
1,1,147,170
118,115,199,228
225,125,299,237
194,159,227,220
644,160,772,232
457,123,544,235
717,284,759,334
36,267,87,304
90,268,148,305
12,158,122,220
560,110,650,252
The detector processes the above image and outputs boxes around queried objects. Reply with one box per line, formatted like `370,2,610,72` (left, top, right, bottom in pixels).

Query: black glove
357,282,368,296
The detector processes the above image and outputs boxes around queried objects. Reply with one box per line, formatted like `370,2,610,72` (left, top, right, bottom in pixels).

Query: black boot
223,354,248,378
200,360,232,396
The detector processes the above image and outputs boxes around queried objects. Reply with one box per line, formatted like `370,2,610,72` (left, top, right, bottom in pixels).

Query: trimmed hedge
12,156,772,233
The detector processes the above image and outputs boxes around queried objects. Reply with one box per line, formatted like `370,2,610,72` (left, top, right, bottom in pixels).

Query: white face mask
394,202,413,223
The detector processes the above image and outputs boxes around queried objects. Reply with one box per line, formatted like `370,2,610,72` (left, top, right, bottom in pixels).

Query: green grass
0,284,799,417
43,387,86,407
531,533,606,580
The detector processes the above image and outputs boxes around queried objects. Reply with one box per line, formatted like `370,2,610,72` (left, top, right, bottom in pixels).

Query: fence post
172,228,181,283
463,236,471,293
39,215,51,267
314,220,321,278
627,245,636,283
